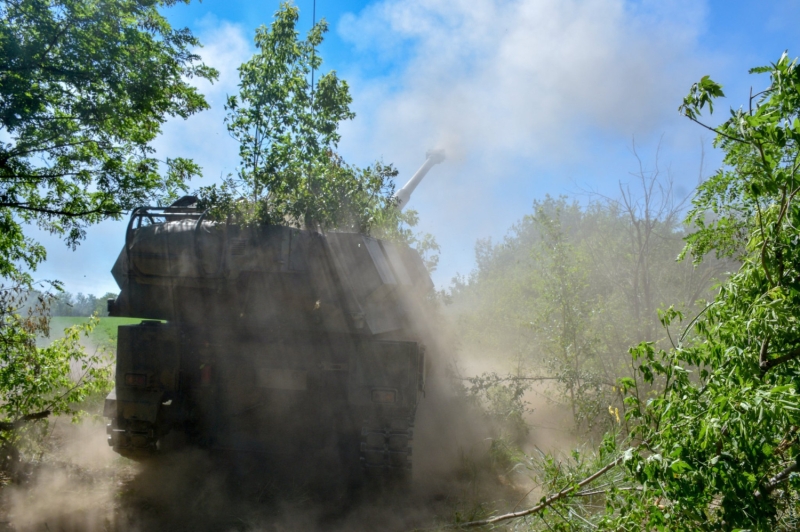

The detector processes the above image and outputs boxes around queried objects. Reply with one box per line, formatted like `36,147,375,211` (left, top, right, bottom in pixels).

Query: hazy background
28,0,800,294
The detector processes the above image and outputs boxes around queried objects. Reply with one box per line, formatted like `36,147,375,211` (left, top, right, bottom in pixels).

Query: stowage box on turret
103,195,436,479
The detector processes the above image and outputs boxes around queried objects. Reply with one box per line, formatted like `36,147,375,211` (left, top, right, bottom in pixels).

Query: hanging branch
449,444,645,529
0,410,51,431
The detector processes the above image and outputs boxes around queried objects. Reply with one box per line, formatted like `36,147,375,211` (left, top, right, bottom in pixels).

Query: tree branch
753,201,772,286
1,171,86,180
686,116,747,145
574,486,642,497
452,445,643,529
9,138,115,158
755,458,800,498
459,376,563,383
760,345,800,373
0,202,119,218
0,410,51,431
759,337,770,369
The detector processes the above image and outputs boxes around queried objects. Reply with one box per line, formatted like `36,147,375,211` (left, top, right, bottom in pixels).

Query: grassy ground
47,317,143,350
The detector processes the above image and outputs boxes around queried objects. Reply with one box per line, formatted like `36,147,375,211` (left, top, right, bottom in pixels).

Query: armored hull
103,202,432,479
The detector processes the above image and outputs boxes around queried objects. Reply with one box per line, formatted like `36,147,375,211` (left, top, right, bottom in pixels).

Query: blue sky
31,0,800,295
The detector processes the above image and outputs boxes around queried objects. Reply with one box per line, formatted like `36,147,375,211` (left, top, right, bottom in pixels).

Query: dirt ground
0,421,528,532
0,340,579,532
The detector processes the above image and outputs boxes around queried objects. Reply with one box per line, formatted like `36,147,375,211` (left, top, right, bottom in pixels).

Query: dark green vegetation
0,0,216,451
48,290,116,317
449,53,800,531
0,0,218,279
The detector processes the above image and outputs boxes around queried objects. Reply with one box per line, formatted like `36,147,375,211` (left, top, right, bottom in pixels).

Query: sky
29,0,800,295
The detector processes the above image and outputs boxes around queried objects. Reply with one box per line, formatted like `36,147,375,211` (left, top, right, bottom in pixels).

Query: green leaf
669,460,692,474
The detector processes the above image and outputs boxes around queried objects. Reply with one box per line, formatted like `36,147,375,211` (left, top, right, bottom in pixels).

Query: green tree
0,0,218,279
222,3,353,223
528,199,599,426
198,3,432,259
609,50,800,531
0,284,110,462
449,169,725,431
94,292,117,317
0,0,216,452
454,52,800,532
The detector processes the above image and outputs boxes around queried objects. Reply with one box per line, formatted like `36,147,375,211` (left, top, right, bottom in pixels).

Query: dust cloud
1,419,125,531
0,343,537,531
5,274,572,531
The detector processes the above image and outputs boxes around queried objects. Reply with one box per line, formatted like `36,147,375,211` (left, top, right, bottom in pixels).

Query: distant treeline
46,291,117,317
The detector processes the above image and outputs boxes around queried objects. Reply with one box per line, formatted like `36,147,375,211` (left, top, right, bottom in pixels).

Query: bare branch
0,410,51,431
0,202,119,218
759,338,770,369
755,459,800,498
760,345,800,373
451,445,643,529
574,486,642,497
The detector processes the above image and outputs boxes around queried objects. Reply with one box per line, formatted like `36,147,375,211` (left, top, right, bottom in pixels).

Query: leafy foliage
0,280,111,456
196,3,435,262
602,51,800,531
223,3,353,209
0,0,217,277
450,165,727,430
0,0,213,460
475,52,800,532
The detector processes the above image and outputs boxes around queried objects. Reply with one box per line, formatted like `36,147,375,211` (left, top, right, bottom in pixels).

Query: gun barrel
395,149,445,210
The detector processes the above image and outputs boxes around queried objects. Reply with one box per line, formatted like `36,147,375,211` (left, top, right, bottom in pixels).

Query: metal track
359,417,413,480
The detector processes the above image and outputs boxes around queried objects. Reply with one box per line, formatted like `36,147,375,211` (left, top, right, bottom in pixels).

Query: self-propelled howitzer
103,154,443,481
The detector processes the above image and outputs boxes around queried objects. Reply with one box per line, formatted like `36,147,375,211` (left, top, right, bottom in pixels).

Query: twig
685,117,747,145
568,507,598,529
758,338,770,370
450,445,643,529
512,484,539,512
679,301,716,343
574,486,642,497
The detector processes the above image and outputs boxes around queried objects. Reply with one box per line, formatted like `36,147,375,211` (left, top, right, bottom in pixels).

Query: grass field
48,316,144,350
